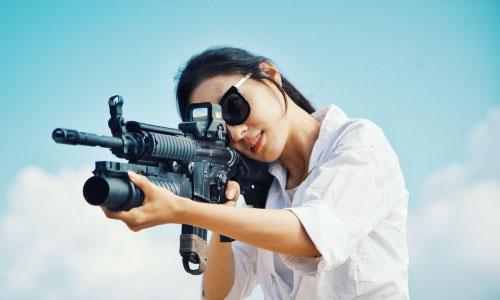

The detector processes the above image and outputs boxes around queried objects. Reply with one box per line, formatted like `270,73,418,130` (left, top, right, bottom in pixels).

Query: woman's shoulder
314,105,388,154
338,118,387,148
313,105,400,171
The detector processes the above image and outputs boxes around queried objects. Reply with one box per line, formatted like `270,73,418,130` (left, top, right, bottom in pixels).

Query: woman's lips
251,132,263,153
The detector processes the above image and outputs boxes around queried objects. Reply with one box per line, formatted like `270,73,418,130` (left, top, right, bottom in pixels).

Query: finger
127,223,142,232
223,200,237,207
128,171,154,194
126,219,156,232
225,180,241,201
102,207,121,219
102,206,144,225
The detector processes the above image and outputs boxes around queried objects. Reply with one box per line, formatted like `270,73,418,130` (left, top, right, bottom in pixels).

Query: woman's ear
259,60,282,86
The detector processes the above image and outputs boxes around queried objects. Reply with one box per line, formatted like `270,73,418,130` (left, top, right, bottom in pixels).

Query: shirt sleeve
283,139,388,274
222,240,259,300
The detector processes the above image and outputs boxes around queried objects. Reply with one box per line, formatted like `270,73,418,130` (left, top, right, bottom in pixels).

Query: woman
103,47,410,299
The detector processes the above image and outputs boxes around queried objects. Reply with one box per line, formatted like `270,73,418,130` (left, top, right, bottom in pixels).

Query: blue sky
1,1,499,299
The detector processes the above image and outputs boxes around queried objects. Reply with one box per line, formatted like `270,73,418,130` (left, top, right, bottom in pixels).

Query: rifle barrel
52,128,123,148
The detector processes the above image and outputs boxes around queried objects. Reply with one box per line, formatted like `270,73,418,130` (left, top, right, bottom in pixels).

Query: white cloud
408,107,500,299
468,107,500,181
0,166,201,300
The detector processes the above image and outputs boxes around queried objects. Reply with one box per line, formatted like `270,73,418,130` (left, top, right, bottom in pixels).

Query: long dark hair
175,46,315,121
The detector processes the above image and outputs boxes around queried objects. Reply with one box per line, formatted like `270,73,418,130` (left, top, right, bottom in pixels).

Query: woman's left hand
102,170,189,232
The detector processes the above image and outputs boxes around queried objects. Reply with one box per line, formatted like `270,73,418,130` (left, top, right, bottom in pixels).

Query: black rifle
52,95,272,275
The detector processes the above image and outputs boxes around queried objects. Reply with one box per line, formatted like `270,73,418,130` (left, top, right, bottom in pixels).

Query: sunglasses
219,73,252,126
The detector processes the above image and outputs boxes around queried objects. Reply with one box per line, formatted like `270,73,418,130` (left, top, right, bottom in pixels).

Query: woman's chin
255,149,281,163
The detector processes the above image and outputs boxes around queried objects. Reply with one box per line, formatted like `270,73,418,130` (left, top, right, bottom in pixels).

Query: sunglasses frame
219,73,253,126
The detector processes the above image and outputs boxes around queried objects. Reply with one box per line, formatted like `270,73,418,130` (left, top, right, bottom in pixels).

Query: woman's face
189,74,289,162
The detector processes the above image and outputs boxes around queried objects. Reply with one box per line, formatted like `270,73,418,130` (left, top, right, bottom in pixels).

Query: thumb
128,171,152,193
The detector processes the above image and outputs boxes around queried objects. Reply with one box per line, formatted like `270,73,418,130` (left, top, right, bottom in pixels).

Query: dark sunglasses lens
221,93,249,125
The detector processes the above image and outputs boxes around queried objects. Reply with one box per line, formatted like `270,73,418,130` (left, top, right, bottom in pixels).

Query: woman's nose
227,124,247,142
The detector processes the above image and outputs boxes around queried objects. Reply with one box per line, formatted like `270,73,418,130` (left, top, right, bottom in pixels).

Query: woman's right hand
102,171,190,231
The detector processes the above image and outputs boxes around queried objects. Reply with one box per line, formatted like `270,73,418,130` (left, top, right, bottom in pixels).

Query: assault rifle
52,95,273,275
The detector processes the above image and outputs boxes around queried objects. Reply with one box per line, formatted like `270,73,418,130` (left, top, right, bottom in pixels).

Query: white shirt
224,104,410,300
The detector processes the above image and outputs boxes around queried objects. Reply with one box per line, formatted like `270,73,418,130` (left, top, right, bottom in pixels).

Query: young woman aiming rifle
103,47,410,300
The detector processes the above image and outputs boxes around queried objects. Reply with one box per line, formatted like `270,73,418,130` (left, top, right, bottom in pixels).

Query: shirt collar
307,104,348,173
268,104,348,185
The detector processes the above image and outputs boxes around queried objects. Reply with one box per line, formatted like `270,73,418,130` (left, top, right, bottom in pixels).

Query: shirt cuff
285,204,353,273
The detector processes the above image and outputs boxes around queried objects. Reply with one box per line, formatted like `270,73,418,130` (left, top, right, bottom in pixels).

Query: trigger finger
225,181,240,200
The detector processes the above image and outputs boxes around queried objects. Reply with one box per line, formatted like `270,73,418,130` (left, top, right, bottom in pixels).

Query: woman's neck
279,100,321,189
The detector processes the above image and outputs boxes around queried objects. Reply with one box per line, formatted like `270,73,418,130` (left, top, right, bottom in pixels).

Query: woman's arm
103,171,318,299
184,201,320,258
103,171,321,258
203,232,235,300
